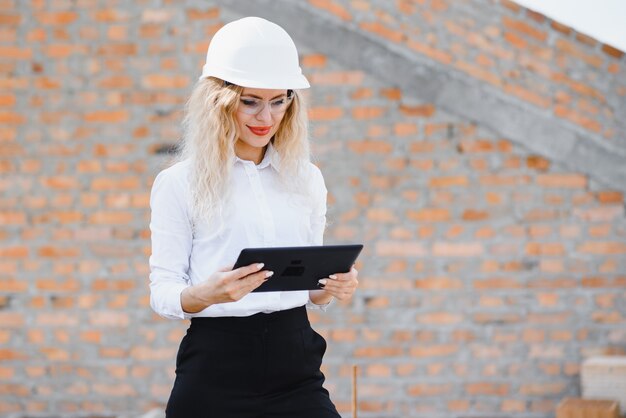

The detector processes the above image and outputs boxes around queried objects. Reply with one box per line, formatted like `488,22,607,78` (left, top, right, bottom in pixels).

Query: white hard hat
199,17,310,89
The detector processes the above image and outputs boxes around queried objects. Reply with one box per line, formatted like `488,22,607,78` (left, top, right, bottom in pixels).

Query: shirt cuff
165,282,192,320
306,296,333,311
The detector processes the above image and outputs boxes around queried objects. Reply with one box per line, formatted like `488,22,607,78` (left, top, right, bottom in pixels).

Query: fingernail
329,275,337,280
317,282,325,288
318,279,327,285
265,271,274,278
257,263,264,269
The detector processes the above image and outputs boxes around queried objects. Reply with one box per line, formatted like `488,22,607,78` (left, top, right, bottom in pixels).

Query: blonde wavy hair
169,76,312,229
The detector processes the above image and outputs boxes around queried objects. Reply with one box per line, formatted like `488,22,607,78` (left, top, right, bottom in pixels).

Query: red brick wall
1,1,625,417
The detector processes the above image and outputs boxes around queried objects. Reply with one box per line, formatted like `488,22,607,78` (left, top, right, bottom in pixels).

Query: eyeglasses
238,90,294,116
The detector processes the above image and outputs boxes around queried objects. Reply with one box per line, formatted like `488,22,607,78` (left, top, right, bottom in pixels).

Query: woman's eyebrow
241,93,287,100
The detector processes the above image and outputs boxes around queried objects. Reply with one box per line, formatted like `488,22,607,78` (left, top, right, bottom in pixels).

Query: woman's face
234,88,291,157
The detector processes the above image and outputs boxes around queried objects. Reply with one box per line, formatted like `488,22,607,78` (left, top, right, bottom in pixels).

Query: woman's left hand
317,265,359,301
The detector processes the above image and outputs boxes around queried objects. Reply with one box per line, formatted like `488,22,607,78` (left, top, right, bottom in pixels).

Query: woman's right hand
181,263,273,313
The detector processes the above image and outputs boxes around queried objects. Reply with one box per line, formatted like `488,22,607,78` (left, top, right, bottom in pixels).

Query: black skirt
165,305,341,418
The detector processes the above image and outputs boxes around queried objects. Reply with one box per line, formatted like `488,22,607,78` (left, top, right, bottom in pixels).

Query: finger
329,268,358,281
319,286,353,300
238,269,274,293
318,278,356,293
228,262,266,281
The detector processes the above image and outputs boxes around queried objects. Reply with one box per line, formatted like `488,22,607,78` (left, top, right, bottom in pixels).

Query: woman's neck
235,141,266,165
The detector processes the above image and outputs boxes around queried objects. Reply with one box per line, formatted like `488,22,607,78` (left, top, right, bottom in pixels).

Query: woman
148,17,359,417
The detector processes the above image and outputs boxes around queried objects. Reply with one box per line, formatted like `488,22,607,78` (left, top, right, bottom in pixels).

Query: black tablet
233,244,364,292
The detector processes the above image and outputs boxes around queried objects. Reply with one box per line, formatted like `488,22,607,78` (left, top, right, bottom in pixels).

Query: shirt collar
234,141,281,172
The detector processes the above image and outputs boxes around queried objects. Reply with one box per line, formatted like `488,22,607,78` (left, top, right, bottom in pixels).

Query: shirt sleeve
309,163,327,246
306,163,333,311
148,166,193,320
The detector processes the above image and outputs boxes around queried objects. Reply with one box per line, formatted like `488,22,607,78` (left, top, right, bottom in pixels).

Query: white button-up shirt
149,143,329,319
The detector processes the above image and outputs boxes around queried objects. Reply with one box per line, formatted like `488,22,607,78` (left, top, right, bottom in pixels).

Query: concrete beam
218,0,626,193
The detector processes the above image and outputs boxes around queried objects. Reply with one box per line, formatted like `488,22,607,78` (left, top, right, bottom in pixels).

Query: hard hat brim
198,69,311,89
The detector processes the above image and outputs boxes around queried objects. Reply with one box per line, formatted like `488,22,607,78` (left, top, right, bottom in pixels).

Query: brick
91,278,135,291
549,20,572,34
313,70,367,86
406,39,453,64
394,123,418,136
592,311,622,323
502,399,526,412
348,87,371,100
414,277,462,289
308,0,352,21
185,7,219,20
142,74,190,89
429,175,468,188
360,21,405,43
365,208,397,223
399,103,435,117
520,382,566,395
504,31,527,49
574,206,622,222
536,173,587,188
0,46,32,60
352,106,386,119
432,242,483,256
91,176,140,190
89,211,133,224
448,399,470,412
504,84,551,108
96,43,137,56
417,312,462,324
376,241,426,256
555,39,603,67
407,207,450,222
462,209,488,221
308,106,343,121
330,328,356,342
458,139,497,153
408,383,452,396
39,347,69,361
379,88,401,100
93,383,137,397
366,124,388,137
0,111,25,124
537,293,559,306
36,312,79,327
35,278,80,292
473,312,521,324
474,277,521,289
526,242,565,256
527,155,550,170
601,43,624,59
411,344,458,357
466,382,509,396
84,110,129,123
501,0,521,12
553,71,601,97
0,211,26,225
354,346,403,357
502,16,547,42
409,142,436,153
301,54,327,68
578,241,626,254
366,363,391,378
36,11,79,25
596,190,623,204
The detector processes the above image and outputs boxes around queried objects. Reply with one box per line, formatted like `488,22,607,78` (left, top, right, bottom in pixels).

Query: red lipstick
247,125,272,136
